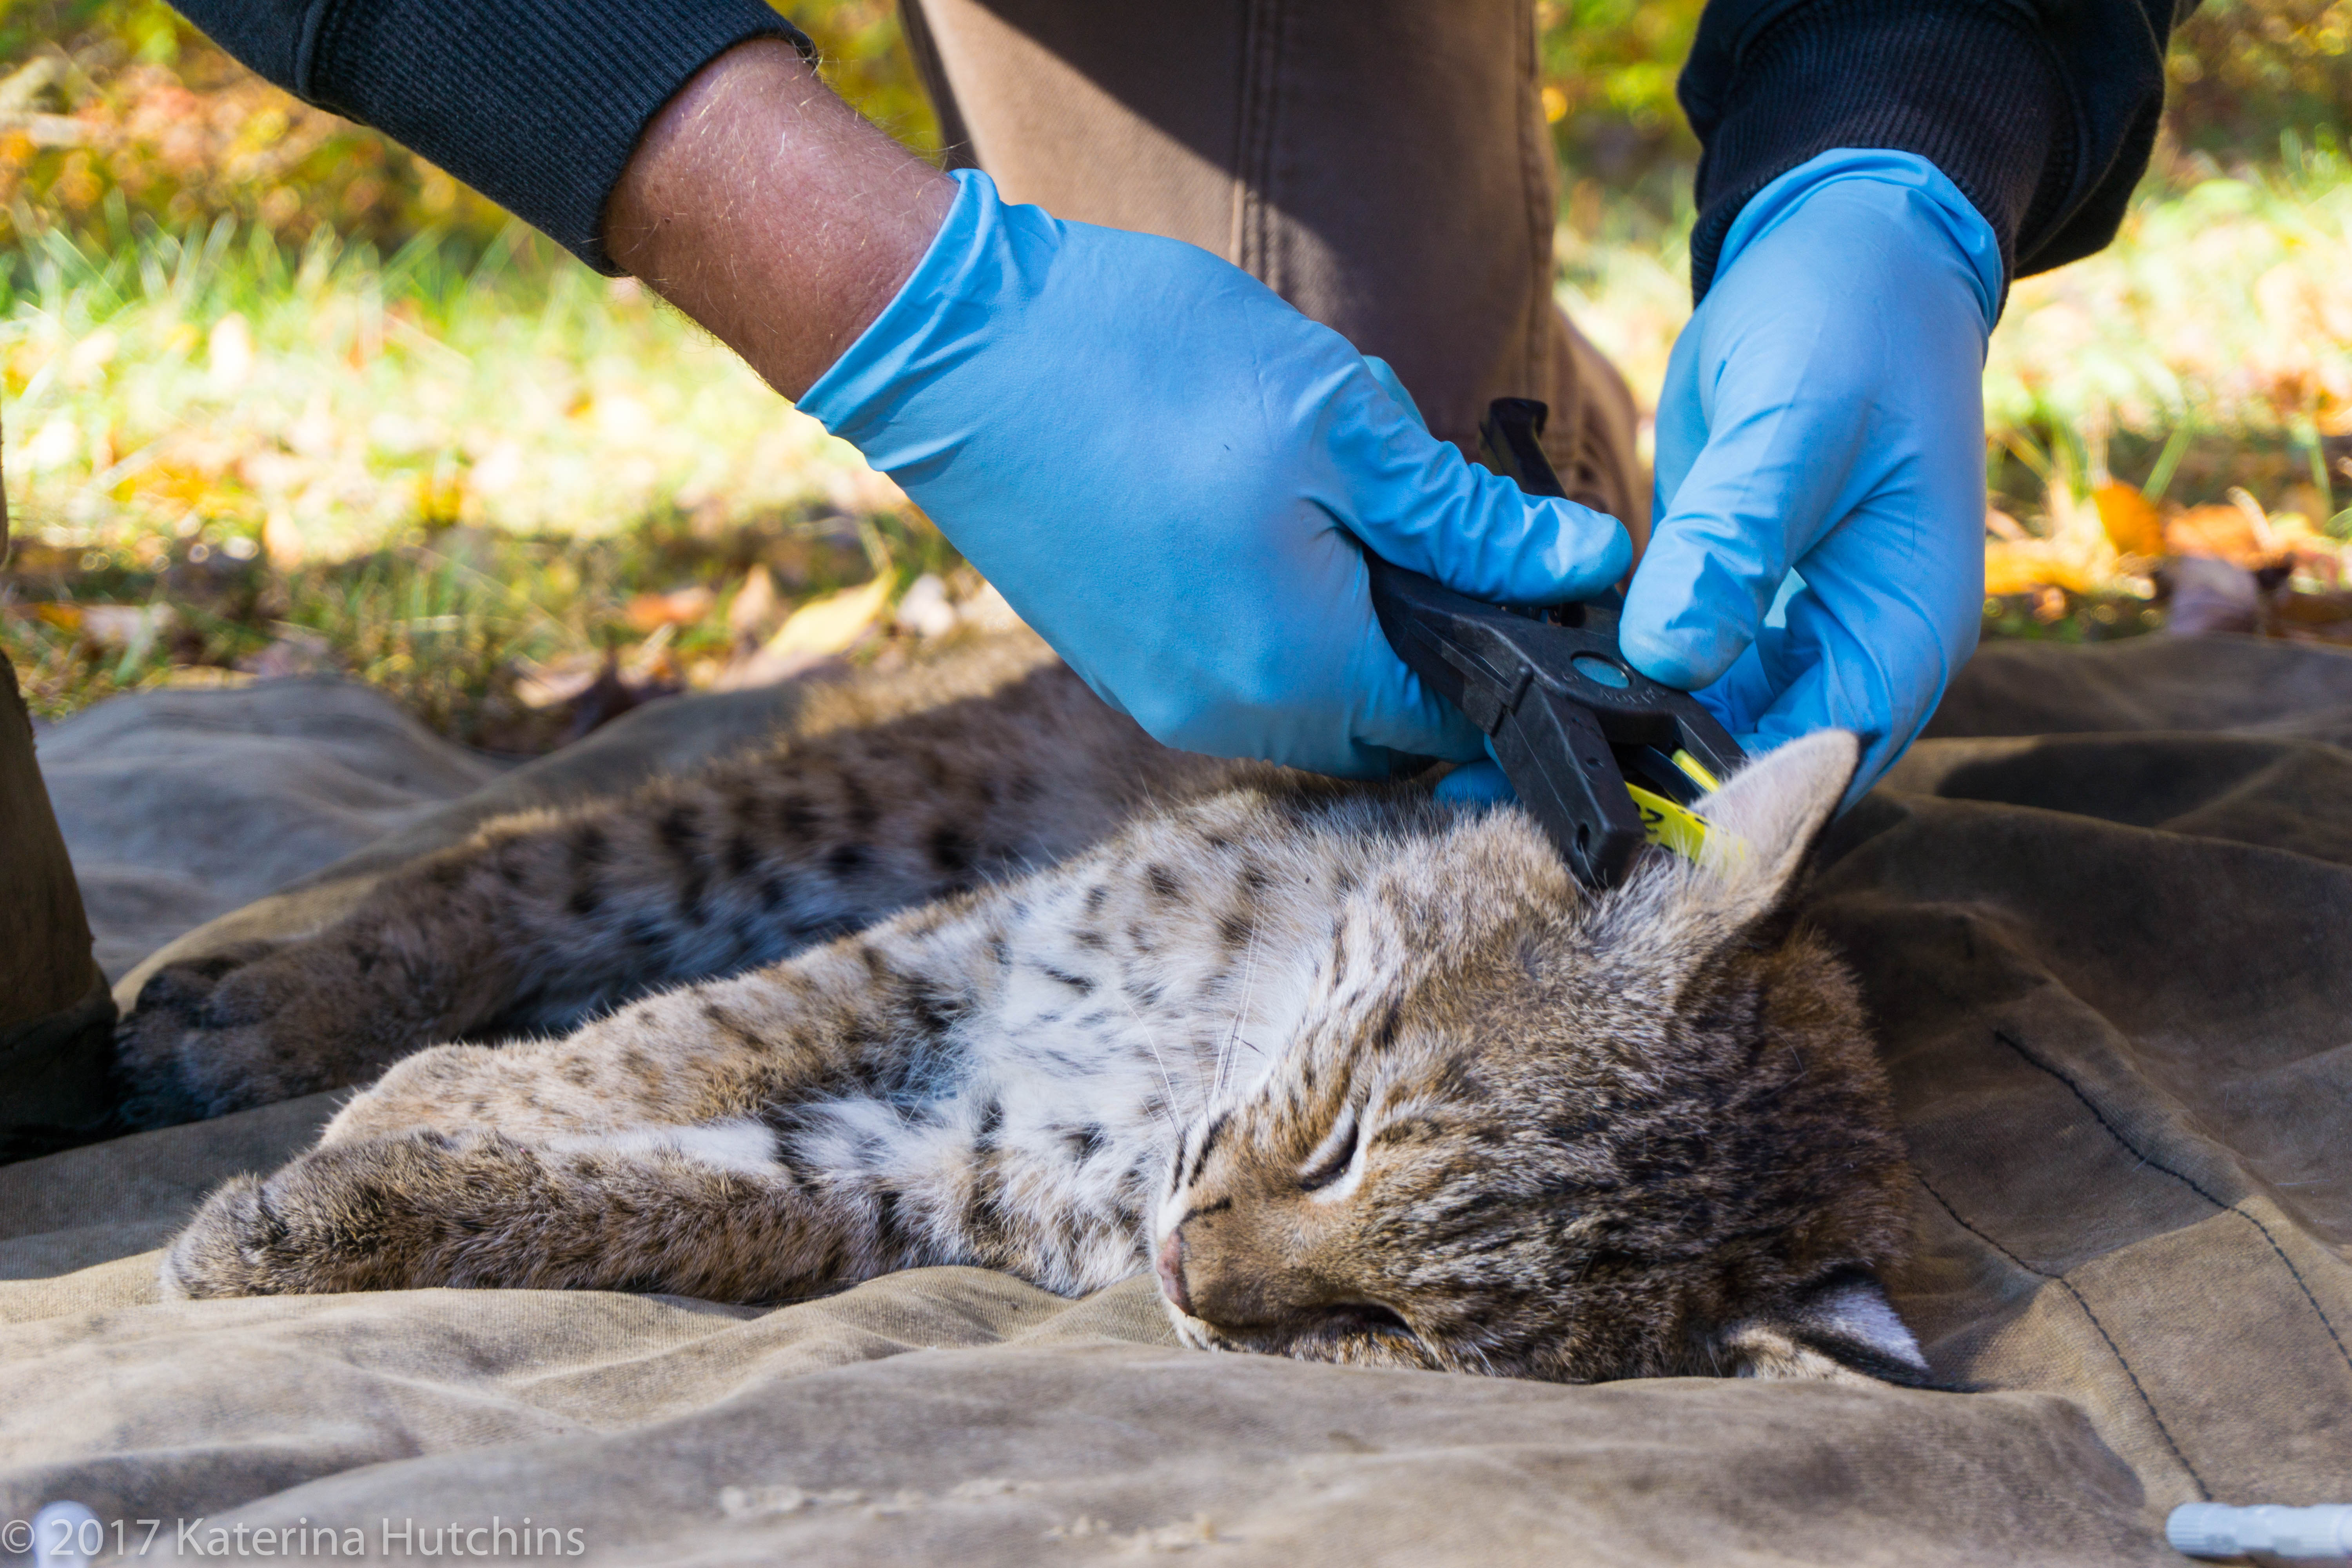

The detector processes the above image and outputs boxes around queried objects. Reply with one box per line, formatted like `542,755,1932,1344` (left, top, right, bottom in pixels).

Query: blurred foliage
0,0,508,251
1539,0,1703,201
0,0,2346,258
2166,0,2352,169
790,0,942,158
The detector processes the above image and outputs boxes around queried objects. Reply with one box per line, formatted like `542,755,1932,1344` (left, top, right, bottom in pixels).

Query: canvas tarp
2,634,2347,1566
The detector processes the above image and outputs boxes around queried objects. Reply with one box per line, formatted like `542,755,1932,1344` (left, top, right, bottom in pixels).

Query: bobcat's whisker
1112,984,1185,1135
1214,922,1263,1100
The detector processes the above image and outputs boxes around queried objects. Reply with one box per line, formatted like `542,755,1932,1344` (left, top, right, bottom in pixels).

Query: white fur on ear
1719,1271,1931,1386
1802,1274,1928,1369
1690,729,1860,913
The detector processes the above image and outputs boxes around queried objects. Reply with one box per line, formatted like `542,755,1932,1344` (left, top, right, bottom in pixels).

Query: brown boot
2,454,119,1161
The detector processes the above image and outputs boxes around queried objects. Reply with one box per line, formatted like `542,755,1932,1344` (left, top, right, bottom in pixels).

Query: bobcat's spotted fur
138,636,1927,1385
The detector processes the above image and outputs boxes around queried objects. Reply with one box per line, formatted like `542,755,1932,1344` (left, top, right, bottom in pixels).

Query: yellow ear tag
1666,750,1720,792
1624,749,1725,866
1626,782,1711,862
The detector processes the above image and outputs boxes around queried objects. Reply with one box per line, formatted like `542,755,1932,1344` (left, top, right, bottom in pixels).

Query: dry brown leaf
2273,589,2352,628
621,585,715,633
2167,504,2278,568
513,652,606,710
726,565,779,639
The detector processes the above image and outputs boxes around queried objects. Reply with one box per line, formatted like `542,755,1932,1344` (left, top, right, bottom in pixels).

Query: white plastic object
2169,1504,2352,1561
31,1503,102,1568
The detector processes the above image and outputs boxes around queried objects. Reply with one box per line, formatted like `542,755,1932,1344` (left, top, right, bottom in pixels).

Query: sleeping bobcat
134,636,1929,1386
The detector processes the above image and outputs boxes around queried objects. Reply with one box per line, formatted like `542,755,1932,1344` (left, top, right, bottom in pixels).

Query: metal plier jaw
1368,398,1746,891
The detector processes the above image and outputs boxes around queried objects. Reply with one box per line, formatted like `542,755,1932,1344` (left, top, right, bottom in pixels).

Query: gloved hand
797,168,1630,777
1624,149,2003,805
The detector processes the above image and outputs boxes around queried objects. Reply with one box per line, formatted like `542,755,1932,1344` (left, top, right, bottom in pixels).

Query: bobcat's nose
1156,1229,1193,1317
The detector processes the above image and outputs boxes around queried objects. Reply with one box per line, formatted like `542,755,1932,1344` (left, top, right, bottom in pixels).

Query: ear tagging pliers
1367,398,1747,891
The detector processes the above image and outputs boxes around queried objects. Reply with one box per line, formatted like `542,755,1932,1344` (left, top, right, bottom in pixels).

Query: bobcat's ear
1716,1269,1940,1387
1688,728,1860,924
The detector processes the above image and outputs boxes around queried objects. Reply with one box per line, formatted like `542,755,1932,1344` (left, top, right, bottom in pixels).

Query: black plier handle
1368,399,1745,890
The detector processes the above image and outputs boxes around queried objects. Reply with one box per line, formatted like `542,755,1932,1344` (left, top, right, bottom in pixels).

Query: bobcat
136,636,1929,1386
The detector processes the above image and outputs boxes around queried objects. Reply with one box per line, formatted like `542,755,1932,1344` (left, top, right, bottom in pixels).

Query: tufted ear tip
1688,729,1858,906
1717,1269,1944,1387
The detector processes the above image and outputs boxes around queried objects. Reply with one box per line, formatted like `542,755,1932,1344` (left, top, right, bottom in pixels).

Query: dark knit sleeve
1679,0,2189,301
169,0,808,273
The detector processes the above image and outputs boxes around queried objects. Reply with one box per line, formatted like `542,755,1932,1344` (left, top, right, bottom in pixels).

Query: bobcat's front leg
166,904,1012,1301
162,1125,911,1301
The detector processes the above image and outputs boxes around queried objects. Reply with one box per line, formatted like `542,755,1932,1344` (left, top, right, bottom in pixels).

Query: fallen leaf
2092,482,2164,557
1984,540,2092,597
513,651,607,710
726,565,779,639
622,585,715,633
765,576,891,658
2167,504,2279,569
893,573,958,639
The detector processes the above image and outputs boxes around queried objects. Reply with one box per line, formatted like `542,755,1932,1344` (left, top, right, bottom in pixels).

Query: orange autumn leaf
2166,504,2275,568
2092,482,2164,557
621,586,716,633
1983,540,2094,597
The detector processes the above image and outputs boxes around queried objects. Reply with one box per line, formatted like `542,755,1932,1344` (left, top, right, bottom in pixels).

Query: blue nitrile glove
1626,149,2002,806
797,168,1630,777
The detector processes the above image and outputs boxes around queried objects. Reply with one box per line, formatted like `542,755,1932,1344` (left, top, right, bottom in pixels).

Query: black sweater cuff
1680,0,2071,305
240,0,808,274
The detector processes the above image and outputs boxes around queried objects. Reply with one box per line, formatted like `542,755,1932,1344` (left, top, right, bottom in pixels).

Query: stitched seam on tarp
1993,1027,2352,1377
1913,1169,2210,1498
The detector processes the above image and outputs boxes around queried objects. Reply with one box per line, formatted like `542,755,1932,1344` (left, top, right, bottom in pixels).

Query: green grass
0,216,963,737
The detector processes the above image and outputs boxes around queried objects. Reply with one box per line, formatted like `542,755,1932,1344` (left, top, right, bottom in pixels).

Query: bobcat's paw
162,1133,495,1298
113,943,294,1128
162,1143,416,1298
114,940,394,1127
160,1174,281,1299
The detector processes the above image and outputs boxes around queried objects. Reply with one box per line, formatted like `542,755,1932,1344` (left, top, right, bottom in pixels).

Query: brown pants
1,494,118,1146
898,0,1649,540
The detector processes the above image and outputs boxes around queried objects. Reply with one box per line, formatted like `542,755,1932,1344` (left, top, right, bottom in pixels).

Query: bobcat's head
1153,730,1929,1385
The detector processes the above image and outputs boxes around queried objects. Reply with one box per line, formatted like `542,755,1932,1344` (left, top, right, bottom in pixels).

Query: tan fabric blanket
4,635,2349,1566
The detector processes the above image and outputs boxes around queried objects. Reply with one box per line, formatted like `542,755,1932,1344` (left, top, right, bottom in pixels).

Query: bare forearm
603,40,957,399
